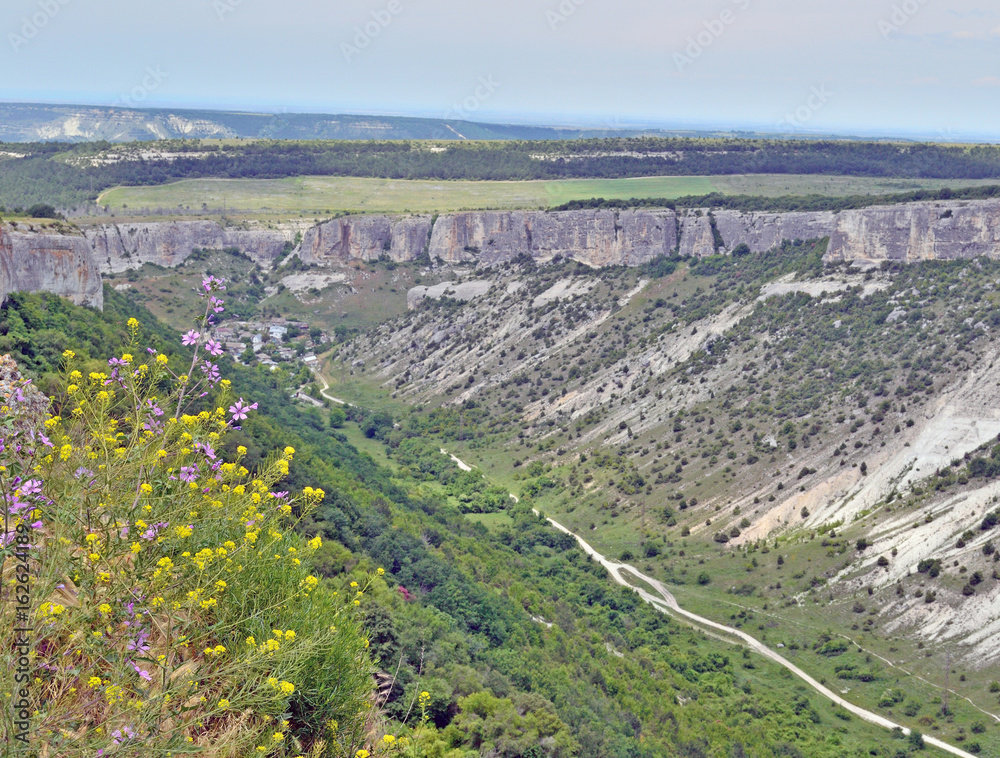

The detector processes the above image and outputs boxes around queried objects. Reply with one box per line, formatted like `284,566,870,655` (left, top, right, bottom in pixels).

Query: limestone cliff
710,209,839,255
826,200,1000,262
84,221,293,274
427,210,678,267
299,215,432,264
6,199,1000,311
298,201,1000,267
0,224,103,308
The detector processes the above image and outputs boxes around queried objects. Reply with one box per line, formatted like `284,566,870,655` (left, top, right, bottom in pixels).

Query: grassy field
96,174,1000,217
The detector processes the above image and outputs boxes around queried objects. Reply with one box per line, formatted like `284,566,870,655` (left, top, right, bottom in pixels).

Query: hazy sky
3,0,999,138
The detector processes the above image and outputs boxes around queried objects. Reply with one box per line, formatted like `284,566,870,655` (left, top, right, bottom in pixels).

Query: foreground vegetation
0,285,966,756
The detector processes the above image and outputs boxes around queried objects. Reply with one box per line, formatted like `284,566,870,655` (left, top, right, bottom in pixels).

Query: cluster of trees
553,185,1000,213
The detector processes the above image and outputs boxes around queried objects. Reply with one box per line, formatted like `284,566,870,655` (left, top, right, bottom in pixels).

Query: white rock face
827,200,1000,262
84,221,290,274
427,209,678,267
9,199,1000,311
0,225,103,308
299,215,433,264
407,280,492,309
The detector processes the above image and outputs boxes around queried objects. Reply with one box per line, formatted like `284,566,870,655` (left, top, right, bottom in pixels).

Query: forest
5,137,1000,208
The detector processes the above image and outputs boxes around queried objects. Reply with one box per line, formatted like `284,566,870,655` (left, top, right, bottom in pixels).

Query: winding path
310,367,347,406
440,450,975,758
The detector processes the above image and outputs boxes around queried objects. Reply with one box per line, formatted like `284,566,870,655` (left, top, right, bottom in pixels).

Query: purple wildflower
20,480,42,498
112,724,139,743
195,442,217,460
182,330,201,347
201,361,221,384
127,629,151,654
202,276,226,293
141,522,169,541
179,466,199,484
228,398,258,422
205,339,224,357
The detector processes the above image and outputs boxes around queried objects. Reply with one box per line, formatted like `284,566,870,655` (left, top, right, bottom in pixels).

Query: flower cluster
0,319,378,756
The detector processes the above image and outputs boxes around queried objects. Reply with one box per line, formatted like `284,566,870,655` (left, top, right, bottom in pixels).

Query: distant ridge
0,102,682,143
0,101,878,144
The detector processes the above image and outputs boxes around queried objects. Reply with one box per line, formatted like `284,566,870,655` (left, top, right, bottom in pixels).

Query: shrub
917,559,942,577
815,639,849,657
27,202,60,219
0,293,376,755
697,572,711,586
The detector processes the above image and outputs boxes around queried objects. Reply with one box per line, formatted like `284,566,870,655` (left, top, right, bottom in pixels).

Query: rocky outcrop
84,221,291,274
0,225,103,308
826,200,1000,262
300,215,433,264
711,209,839,255
428,209,678,267
707,200,1000,263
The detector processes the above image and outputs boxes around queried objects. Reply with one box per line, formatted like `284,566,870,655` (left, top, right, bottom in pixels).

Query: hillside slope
332,245,1000,689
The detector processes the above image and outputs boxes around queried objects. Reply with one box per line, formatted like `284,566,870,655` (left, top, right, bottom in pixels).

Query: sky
2,0,999,139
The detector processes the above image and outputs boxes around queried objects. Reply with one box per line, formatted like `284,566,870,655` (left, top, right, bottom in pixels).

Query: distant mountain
0,102,681,143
